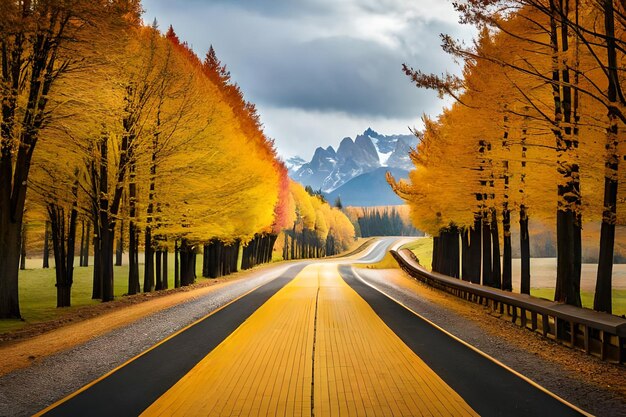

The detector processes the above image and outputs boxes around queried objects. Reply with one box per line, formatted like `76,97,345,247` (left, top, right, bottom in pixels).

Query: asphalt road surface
36,238,588,417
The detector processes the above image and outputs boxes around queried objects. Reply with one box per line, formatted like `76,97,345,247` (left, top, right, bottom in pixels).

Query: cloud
261,106,424,160
245,35,448,118
141,0,474,157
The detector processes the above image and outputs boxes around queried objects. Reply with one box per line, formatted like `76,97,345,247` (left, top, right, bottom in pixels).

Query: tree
395,1,618,310
450,1,624,308
0,0,140,317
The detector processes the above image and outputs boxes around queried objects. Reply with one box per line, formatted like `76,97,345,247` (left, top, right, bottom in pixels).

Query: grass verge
359,251,399,269
1,253,208,334
400,237,433,270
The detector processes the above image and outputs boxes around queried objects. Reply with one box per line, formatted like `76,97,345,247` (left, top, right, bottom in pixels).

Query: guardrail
391,248,626,364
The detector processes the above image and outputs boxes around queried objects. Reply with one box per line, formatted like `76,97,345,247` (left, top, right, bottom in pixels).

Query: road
36,238,588,416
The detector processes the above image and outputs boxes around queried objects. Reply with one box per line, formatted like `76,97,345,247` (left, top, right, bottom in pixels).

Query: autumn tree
0,0,140,317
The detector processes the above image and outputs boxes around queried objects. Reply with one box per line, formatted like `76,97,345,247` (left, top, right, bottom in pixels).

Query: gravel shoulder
354,267,626,417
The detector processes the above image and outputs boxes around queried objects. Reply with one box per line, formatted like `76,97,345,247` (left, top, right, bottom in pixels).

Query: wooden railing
391,248,626,364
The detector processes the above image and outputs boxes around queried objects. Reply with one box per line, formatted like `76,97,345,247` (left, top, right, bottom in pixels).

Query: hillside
325,167,409,207
289,128,418,193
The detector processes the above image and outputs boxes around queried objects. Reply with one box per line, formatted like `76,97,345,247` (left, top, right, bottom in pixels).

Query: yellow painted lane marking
142,267,318,417
142,264,477,417
314,264,477,417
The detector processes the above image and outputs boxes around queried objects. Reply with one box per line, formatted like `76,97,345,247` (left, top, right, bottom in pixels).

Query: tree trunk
595,0,620,314
283,232,289,260
92,235,101,300
291,224,296,259
0,210,22,318
482,217,492,286
100,225,115,302
155,250,163,291
268,234,278,263
222,245,231,275
501,112,512,291
83,221,91,267
143,226,154,292
202,244,209,278
174,240,180,288
208,240,222,278
233,240,240,272
432,236,440,273
221,243,228,276
180,240,195,286
48,206,66,307
129,156,140,294
162,249,169,290
192,253,197,280
520,206,531,294
48,197,79,308
79,220,85,267
443,228,460,278
43,220,51,268
490,209,501,289
468,216,482,284
551,0,582,307
214,242,220,276
555,211,582,306
253,235,261,266
20,222,26,270
115,220,124,266
519,107,530,295
96,135,115,303
241,242,250,270
461,228,470,281
596,210,615,313
63,198,78,308
502,207,512,291
128,221,140,294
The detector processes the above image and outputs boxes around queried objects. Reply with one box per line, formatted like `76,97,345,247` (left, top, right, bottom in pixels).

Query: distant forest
355,207,422,238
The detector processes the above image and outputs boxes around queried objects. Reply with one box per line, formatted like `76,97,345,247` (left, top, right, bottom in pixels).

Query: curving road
34,238,588,416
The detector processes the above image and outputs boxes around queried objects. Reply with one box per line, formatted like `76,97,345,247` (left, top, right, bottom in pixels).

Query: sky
141,0,475,160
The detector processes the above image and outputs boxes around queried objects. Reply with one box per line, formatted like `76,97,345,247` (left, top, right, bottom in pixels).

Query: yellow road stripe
350,267,595,417
142,264,477,417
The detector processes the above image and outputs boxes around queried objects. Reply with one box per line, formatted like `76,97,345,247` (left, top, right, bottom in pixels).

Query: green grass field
400,237,433,270
1,253,210,334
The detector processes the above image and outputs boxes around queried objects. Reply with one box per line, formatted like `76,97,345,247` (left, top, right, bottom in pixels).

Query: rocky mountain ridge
289,128,418,193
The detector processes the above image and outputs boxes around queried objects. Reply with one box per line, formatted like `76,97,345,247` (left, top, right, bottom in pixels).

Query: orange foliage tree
392,0,622,312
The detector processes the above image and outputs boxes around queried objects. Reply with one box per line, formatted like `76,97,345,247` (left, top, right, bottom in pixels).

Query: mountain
291,128,418,193
284,156,307,175
325,167,409,207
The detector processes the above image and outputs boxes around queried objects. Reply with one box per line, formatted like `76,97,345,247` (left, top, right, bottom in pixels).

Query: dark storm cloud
239,23,459,118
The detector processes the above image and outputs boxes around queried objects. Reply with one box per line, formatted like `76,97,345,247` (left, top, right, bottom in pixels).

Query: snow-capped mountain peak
290,128,419,193
284,156,307,175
